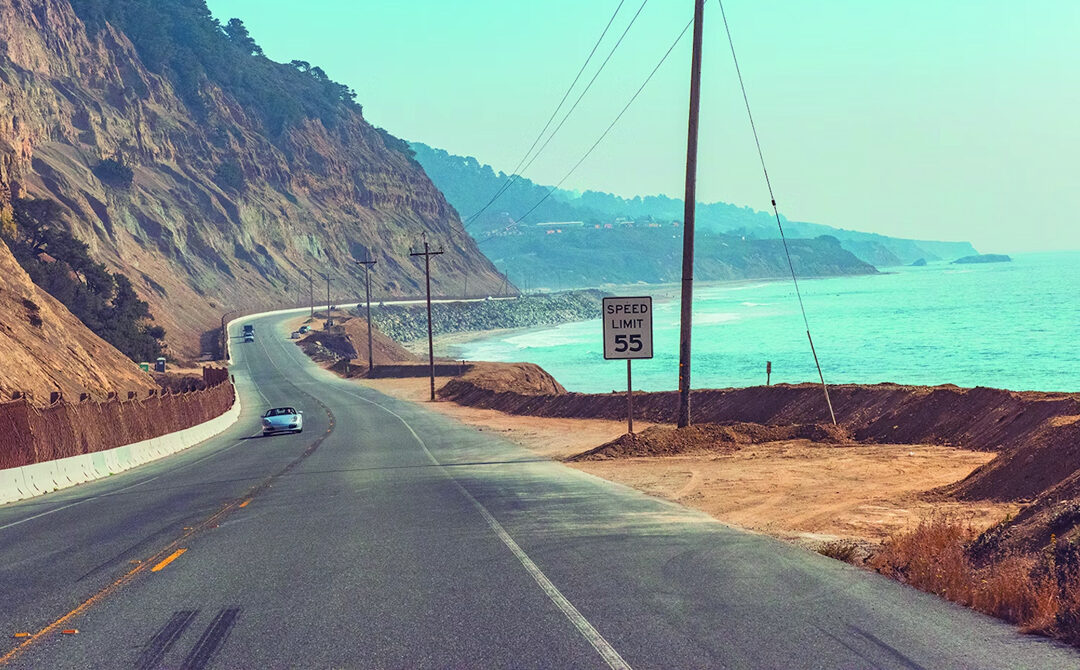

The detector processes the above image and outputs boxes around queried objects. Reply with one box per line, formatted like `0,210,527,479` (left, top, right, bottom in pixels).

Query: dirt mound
439,362,566,400
568,422,854,461
969,460,1080,557
941,417,1080,503
297,313,418,368
0,238,155,404
442,369,1080,503
341,316,418,365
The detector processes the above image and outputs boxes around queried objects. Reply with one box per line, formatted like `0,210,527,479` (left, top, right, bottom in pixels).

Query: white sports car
262,407,303,435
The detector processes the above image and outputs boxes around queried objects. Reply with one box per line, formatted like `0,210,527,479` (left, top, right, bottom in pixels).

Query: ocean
457,251,1080,394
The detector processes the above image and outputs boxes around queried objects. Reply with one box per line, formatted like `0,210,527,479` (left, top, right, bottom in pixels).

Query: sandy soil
359,376,1018,547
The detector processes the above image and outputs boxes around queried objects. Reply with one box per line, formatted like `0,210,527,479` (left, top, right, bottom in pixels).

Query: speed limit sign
602,296,653,360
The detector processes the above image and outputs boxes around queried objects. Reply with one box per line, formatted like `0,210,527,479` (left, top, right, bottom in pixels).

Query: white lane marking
338,387,632,670
1,316,290,533
0,436,253,533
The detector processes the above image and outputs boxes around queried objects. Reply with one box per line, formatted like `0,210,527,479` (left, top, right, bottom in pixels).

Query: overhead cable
716,0,836,424
508,17,694,229
462,0,628,228
464,0,649,227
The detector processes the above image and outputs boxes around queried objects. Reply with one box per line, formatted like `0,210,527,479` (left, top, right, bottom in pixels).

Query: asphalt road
1,309,1078,669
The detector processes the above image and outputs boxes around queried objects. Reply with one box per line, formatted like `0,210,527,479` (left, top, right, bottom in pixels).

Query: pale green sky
206,1,1078,252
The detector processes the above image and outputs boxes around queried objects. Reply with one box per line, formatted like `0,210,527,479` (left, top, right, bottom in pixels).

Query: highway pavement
1,309,1078,668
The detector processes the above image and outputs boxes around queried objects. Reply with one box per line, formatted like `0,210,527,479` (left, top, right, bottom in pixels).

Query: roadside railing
0,368,234,470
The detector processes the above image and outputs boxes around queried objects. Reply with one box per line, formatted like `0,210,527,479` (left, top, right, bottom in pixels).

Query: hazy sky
206,1,1078,253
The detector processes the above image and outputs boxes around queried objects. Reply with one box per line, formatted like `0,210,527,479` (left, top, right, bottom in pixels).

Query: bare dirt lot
358,377,1018,547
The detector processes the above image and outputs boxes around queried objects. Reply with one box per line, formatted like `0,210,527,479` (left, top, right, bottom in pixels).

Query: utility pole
410,234,444,401
356,258,377,373
677,0,705,428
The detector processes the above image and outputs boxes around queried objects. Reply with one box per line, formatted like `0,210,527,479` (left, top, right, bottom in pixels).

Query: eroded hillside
0,236,155,402
0,0,504,359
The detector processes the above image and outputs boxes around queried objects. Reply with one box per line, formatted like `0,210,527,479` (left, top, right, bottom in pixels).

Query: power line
511,17,694,228
463,0,648,228
716,0,836,425
509,0,649,194
463,0,628,227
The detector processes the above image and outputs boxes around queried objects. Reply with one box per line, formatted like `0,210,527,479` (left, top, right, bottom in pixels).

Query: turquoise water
459,252,1080,393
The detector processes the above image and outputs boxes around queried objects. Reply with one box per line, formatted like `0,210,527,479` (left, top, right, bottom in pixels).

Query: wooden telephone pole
410,234,444,401
677,0,705,428
356,258,377,373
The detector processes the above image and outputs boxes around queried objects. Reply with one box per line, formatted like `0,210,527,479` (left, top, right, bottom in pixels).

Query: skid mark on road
338,386,633,670
135,609,199,670
180,608,241,670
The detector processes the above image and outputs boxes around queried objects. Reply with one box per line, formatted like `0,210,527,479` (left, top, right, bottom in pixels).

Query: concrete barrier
0,387,241,507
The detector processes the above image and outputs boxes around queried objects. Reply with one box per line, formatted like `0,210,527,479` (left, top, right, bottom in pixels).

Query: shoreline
413,274,849,362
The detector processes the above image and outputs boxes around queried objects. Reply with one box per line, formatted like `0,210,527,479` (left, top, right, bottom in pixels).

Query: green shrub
2,197,166,361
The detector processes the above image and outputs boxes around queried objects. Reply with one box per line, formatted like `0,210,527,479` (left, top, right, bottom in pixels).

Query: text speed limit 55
603,296,653,360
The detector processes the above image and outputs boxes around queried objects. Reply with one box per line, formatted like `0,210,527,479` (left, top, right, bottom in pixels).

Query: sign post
603,296,653,435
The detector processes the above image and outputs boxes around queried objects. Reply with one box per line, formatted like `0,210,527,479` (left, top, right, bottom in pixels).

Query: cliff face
0,236,155,402
0,0,504,359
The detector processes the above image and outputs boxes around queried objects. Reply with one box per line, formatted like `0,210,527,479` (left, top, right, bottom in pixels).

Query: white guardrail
2,299,370,507
0,384,241,506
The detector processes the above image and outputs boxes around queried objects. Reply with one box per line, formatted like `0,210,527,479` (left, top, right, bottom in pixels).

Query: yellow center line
150,548,187,572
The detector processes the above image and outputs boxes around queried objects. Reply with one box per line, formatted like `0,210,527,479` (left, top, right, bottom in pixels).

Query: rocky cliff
0,0,505,359
0,236,155,402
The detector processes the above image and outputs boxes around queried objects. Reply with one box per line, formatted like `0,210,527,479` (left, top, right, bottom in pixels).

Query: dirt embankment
439,365,1080,556
439,375,1080,500
294,311,418,368
569,422,852,461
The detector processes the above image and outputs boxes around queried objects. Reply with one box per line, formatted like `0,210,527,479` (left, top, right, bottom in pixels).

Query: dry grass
870,517,1080,646
818,540,860,564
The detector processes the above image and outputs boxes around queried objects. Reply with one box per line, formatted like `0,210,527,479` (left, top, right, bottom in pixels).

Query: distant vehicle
262,407,303,435
243,323,255,335
243,333,255,343
298,325,310,334
290,331,301,339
